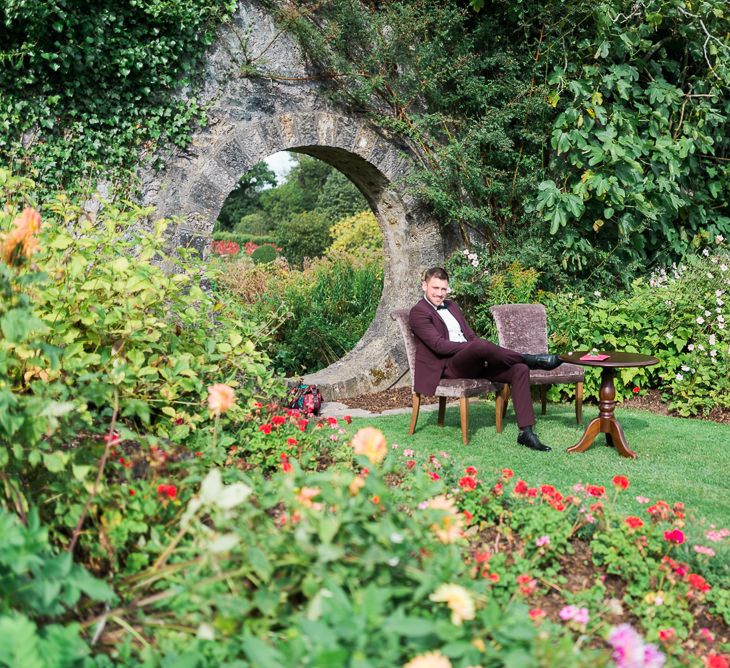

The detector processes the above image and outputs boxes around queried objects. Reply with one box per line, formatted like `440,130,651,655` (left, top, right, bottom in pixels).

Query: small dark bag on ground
287,383,323,415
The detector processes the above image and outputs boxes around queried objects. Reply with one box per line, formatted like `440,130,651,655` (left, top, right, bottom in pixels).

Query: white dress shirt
425,298,467,343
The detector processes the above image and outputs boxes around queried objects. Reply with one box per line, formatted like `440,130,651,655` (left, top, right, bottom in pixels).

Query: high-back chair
490,303,584,424
390,309,509,445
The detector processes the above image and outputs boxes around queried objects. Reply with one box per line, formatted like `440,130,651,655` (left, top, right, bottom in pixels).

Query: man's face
422,276,449,306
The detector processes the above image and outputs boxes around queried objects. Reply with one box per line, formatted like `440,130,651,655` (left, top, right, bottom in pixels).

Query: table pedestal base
565,367,637,459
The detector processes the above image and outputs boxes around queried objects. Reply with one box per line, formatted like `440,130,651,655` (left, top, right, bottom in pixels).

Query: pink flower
559,605,579,621
635,496,650,504
535,535,551,547
705,528,730,542
403,448,415,457
608,624,665,668
207,383,236,415
664,529,685,545
658,629,675,643
694,545,716,556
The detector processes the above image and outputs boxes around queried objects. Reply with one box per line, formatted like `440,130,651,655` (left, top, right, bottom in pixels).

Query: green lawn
351,401,730,531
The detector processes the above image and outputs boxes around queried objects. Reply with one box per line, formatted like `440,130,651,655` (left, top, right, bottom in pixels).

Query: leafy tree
216,161,277,232
315,169,367,224
276,210,332,266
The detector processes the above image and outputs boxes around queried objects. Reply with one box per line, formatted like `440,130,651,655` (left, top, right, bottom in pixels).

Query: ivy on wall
0,0,237,195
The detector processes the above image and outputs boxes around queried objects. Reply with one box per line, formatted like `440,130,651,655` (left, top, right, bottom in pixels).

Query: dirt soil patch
341,387,730,424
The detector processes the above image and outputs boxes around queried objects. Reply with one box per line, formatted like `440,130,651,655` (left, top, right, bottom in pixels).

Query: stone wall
139,1,445,399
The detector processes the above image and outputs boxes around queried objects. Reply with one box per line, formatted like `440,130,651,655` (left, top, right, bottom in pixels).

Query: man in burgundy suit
409,267,561,452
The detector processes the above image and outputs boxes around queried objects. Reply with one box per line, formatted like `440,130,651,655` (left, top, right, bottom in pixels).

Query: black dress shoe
522,353,562,371
517,429,552,452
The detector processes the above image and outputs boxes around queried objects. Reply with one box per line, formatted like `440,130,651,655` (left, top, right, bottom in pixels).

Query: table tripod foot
609,420,636,459
567,417,601,453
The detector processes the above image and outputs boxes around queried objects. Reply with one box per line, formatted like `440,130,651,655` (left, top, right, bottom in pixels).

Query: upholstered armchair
390,309,509,445
490,303,583,424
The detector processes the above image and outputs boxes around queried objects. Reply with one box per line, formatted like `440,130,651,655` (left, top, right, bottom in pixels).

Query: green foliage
215,162,277,233
211,231,275,246
0,507,114,668
275,210,332,267
445,242,730,415
251,243,277,264
327,209,382,258
271,0,730,287
0,0,237,195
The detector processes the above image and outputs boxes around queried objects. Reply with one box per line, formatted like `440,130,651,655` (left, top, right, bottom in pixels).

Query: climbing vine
0,0,237,196
262,0,730,286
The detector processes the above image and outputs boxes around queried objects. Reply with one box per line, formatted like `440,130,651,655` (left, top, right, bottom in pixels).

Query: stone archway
139,1,444,398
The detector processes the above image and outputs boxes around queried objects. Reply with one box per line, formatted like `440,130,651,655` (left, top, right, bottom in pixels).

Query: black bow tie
436,303,448,310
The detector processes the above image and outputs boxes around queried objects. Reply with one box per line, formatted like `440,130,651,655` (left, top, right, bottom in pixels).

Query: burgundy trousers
442,338,535,429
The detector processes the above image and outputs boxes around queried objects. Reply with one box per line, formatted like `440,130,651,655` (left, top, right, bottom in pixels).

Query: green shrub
446,242,730,415
251,244,278,264
211,231,276,246
275,210,332,267
326,209,383,260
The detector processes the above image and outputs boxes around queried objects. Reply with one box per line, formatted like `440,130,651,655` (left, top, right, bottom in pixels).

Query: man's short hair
423,267,449,282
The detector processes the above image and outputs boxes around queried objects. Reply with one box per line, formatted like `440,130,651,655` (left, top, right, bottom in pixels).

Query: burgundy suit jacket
408,298,476,395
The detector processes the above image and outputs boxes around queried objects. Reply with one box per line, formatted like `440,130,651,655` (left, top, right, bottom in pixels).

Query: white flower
717,289,725,297
676,373,684,381
688,344,695,351
681,365,690,372
696,316,705,325
708,272,715,279
721,264,728,272
718,299,725,306
702,248,710,256
710,350,717,357
709,334,716,345
716,234,725,244
665,333,673,340
704,310,712,317
430,584,476,625
471,260,479,267
698,344,705,350
593,291,601,297
719,315,725,323
720,324,726,330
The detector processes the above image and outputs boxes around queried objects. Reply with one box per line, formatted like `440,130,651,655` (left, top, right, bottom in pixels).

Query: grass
350,400,730,532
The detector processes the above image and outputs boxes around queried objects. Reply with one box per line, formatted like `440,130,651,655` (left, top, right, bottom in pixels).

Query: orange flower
425,495,464,544
351,427,387,464
1,207,41,265
207,383,236,415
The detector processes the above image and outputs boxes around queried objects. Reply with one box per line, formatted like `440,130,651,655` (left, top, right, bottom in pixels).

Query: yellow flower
425,495,464,544
1,207,41,265
207,383,236,415
403,650,452,668
430,583,476,626
351,427,387,464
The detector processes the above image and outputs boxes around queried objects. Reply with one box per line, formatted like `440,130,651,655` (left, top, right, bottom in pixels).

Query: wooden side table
559,351,659,458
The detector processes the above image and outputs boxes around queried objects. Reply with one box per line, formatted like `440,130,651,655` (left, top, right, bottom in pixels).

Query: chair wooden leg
459,397,469,444
437,397,446,427
502,385,510,419
575,382,583,424
495,385,509,433
540,385,548,415
409,393,422,435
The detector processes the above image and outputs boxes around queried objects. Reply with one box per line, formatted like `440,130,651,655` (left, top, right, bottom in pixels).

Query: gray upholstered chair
390,309,509,445
490,303,584,424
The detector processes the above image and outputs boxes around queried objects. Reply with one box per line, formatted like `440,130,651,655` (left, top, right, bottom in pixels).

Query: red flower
458,476,477,491
128,489,136,496
286,437,298,446
647,500,671,521
342,415,352,424
174,417,184,425
371,495,380,505
405,459,416,470
298,419,308,432
586,484,605,498
514,479,528,495
589,501,603,514
104,431,121,445
540,484,556,497
516,573,537,595
704,655,729,668
462,509,473,524
465,466,478,476
529,608,546,622
632,386,640,394
612,475,629,490
428,471,440,481
326,417,338,426
664,529,685,544
488,572,500,583
527,487,538,498
492,481,504,496
271,415,286,426
688,573,711,592
501,468,514,480
156,483,177,500
625,516,644,529
194,451,203,457
474,550,489,563
259,423,272,435
658,628,675,643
